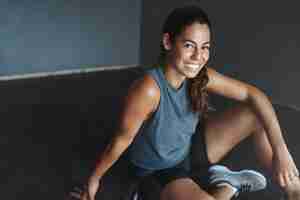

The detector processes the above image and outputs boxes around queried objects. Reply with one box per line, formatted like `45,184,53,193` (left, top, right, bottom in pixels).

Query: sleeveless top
128,67,200,170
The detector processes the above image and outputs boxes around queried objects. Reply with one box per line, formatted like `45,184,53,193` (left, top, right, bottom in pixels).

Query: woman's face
163,23,211,79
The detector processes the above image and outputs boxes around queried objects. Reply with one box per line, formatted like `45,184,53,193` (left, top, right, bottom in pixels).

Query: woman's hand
272,145,299,188
86,178,100,200
68,178,101,200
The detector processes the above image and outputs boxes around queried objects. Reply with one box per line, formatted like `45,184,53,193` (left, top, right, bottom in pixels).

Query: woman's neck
162,64,186,90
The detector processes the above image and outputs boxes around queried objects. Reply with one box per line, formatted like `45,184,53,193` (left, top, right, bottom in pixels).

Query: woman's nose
191,49,203,61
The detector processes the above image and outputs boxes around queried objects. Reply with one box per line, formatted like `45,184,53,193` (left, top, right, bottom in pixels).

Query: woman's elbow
246,85,270,104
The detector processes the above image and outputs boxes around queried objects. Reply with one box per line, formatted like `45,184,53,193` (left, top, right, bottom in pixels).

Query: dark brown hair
159,5,211,117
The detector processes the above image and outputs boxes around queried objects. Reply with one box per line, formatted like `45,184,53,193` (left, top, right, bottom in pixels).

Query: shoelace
240,183,252,192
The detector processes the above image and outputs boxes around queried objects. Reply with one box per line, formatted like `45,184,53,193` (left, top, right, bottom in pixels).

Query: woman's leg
203,103,268,165
203,102,300,199
159,178,235,200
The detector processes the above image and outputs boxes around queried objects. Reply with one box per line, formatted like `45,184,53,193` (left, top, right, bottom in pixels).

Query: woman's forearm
247,87,286,151
89,134,133,181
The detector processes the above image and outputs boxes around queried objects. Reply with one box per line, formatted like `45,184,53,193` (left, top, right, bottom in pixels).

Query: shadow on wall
0,67,299,200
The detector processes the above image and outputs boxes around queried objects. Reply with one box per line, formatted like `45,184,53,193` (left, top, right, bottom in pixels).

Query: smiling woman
74,5,300,200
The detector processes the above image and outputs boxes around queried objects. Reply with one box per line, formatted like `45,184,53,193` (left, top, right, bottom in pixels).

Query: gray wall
0,0,141,75
141,0,300,108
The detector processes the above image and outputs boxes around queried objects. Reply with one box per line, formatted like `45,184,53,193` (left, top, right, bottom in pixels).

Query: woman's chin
184,71,200,79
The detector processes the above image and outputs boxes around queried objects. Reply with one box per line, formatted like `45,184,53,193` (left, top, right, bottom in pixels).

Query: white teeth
186,64,199,69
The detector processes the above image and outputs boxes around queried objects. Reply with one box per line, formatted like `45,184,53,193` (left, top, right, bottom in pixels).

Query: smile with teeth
185,64,200,70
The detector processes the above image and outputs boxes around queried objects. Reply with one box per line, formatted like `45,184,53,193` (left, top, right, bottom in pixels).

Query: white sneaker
208,165,267,195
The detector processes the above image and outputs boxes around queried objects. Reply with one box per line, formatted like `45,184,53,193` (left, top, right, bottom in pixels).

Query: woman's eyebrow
184,39,197,44
184,39,210,45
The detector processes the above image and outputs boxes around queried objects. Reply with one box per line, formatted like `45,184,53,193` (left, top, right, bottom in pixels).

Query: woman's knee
159,178,215,200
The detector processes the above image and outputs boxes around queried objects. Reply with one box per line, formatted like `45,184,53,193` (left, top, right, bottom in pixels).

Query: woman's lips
185,64,200,70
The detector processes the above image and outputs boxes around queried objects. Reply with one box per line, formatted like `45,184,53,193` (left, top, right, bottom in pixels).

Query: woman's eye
202,46,210,50
184,43,194,49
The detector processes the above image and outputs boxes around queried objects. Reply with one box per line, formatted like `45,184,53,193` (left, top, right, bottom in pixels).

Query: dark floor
1,67,299,200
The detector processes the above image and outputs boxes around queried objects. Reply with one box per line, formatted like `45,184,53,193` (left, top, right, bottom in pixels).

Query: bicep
117,75,160,141
206,67,256,102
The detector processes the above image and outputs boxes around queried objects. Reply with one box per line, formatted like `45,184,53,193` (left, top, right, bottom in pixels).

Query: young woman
76,5,300,200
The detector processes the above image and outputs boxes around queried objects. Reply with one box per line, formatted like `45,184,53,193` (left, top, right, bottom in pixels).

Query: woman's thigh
204,103,262,164
160,178,214,200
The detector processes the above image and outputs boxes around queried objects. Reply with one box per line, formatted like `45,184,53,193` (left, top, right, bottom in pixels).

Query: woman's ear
162,33,172,51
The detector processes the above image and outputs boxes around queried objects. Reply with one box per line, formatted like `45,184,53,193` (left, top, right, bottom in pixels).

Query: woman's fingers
69,191,81,199
68,186,85,200
278,173,286,187
288,172,295,183
73,186,83,193
276,168,300,188
284,170,298,186
294,167,299,177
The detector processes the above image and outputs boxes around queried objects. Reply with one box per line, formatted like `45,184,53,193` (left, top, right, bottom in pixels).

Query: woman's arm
206,67,285,149
83,74,160,200
206,67,298,187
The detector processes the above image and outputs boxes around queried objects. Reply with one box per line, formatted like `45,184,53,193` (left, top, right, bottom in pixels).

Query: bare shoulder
122,73,160,120
128,73,160,106
115,74,160,138
206,67,225,88
207,67,219,79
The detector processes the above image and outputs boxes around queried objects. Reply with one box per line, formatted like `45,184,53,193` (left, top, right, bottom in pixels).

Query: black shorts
128,122,213,190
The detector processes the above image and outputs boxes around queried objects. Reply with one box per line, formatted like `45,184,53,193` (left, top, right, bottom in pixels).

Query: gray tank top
128,67,200,170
